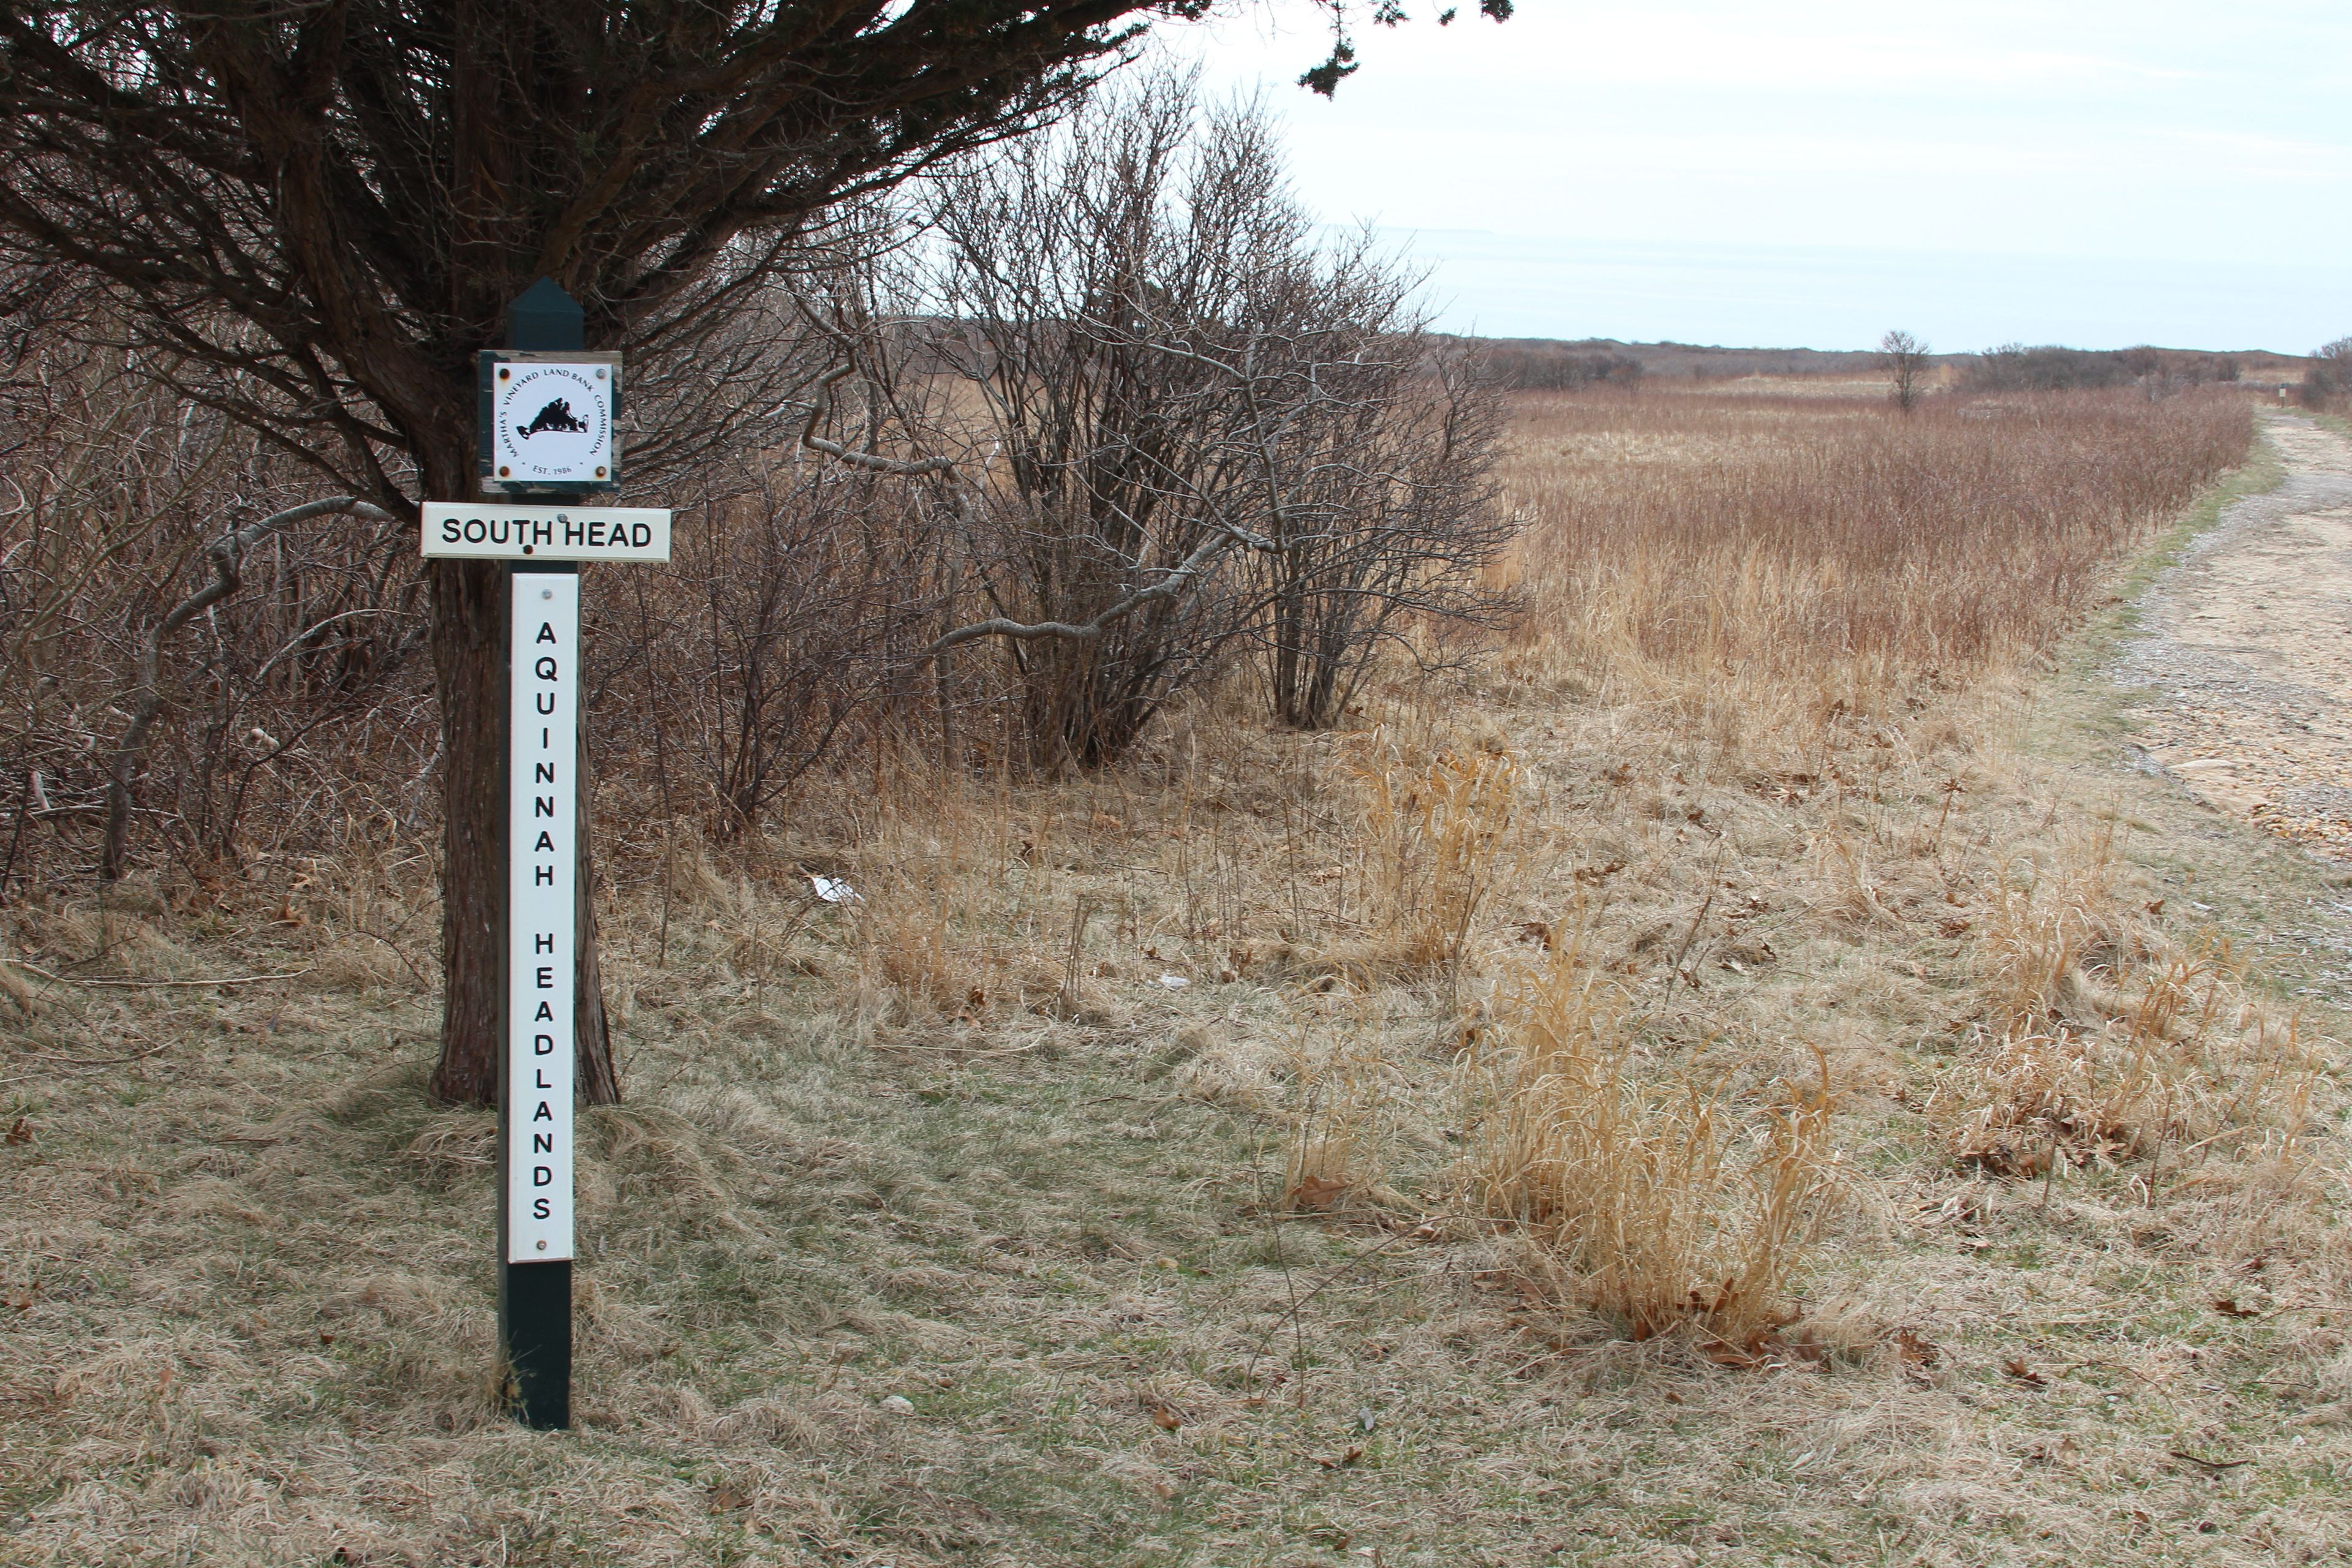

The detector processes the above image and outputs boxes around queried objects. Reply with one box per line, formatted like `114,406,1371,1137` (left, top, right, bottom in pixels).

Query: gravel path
2113,411,2352,861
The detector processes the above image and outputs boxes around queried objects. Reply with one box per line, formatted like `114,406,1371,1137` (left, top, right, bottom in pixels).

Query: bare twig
100,494,393,881
16,962,313,989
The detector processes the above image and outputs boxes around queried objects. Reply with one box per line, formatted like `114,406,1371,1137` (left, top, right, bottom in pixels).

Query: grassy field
6,384,2348,1567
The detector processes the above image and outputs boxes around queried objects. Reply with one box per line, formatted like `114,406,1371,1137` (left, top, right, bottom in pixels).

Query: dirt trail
2116,411,2352,860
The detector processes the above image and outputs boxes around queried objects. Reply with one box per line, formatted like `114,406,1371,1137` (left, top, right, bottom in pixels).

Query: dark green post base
500,1259,571,1428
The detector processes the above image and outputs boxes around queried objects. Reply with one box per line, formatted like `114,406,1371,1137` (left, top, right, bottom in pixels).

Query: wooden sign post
423,279,671,1429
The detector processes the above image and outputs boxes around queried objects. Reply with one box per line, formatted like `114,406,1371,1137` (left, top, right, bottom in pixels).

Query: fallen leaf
1286,1174,1349,1212
708,1482,752,1511
2212,1297,2262,1319
1137,1392,1184,1430
1314,1446,1364,1469
4,1117,29,1145
1895,1327,1941,1381
2003,1357,2047,1387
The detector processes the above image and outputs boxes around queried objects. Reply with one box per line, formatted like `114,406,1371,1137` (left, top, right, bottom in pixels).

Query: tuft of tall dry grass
1330,734,1520,983
1459,938,1844,1348
1936,818,2320,1182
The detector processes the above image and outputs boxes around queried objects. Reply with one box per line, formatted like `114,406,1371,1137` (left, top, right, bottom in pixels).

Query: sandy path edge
2113,411,2352,861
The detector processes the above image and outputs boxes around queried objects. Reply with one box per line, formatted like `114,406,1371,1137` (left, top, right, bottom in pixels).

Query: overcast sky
1171,1,2352,353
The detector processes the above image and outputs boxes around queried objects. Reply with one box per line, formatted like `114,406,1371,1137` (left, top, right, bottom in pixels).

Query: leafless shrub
1961,343,2137,393
814,74,1515,767
1246,330,1513,731
1879,328,1930,412
0,303,429,892
608,462,949,843
1473,342,1646,390
2295,336,2351,410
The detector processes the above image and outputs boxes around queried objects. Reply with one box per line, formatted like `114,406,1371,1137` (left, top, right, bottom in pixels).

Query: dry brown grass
1460,937,1845,1351
1327,733,1520,985
1934,817,2321,1186
1507,387,2250,679
10,382,2352,1567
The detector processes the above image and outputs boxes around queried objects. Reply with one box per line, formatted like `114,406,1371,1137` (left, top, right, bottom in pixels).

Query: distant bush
2294,337,2351,410
1480,343,1646,391
1962,344,2133,393
1967,343,2244,396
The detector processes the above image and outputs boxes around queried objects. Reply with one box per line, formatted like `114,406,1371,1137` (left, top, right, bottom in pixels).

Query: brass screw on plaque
595,466,606,478
499,466,511,477
499,367,510,380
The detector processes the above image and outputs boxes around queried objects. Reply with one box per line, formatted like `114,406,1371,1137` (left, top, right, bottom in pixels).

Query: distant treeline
1960,344,2242,392
1468,341,1646,389
1461,336,1886,388
1458,335,2322,393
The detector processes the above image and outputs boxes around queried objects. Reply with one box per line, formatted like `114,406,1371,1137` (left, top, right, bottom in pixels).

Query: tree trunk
425,549,621,1107
427,557,509,1106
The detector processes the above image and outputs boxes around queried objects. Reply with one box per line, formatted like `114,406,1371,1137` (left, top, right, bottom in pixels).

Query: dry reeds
1937,818,2318,1181
1500,387,2252,753
1460,940,1844,1348
1333,736,1519,983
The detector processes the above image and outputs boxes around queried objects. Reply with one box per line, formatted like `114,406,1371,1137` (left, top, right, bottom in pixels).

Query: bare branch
100,494,395,881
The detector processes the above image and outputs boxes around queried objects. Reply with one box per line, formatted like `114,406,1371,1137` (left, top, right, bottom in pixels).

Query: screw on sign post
423,279,672,1429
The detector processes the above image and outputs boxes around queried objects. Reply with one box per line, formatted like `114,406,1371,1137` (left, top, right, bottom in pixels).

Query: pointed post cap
507,278,585,352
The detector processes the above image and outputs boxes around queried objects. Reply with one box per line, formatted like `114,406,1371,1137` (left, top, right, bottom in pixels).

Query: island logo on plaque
478,351,622,495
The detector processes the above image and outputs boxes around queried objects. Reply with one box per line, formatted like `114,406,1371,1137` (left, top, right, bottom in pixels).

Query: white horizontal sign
422,503,671,561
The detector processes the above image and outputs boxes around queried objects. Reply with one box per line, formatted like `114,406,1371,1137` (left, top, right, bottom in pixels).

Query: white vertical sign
508,572,577,1264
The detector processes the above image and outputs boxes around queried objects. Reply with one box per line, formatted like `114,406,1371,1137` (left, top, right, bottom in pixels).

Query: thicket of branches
2295,337,2351,410
830,76,1510,762
1474,343,1646,391
0,79,1513,894
1962,343,2244,394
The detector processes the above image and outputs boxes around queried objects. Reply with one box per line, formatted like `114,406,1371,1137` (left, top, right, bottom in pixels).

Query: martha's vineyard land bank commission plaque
478,352,621,494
